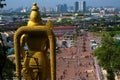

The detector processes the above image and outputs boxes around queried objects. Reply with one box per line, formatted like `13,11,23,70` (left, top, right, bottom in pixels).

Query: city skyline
2,0,120,10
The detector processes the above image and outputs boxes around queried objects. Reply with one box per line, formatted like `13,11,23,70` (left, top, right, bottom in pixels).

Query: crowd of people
56,32,99,80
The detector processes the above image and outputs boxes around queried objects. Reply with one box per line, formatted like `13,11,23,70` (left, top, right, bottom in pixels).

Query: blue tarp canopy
7,46,28,54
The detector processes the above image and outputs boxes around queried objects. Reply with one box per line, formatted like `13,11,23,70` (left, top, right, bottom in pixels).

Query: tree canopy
94,34,120,80
0,0,6,8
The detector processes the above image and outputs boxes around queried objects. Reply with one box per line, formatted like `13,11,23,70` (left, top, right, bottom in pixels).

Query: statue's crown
27,3,42,26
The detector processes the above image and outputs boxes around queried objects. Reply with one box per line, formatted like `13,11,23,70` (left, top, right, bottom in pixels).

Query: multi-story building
53,26,76,47
56,4,68,13
74,1,79,12
74,1,86,12
53,26,76,37
79,1,86,12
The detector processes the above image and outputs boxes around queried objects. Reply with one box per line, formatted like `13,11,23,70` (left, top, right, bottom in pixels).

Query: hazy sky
3,0,120,9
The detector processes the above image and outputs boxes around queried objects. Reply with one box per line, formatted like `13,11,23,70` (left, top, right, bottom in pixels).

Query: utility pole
77,31,80,66
0,0,6,8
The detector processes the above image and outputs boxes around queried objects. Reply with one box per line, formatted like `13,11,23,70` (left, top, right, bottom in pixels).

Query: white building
78,1,86,12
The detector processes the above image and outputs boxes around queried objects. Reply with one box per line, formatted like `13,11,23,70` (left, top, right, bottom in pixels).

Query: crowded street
56,32,101,80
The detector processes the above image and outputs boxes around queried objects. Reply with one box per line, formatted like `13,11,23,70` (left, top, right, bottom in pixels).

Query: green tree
99,17,105,27
90,26,102,32
94,34,120,80
0,34,15,79
0,0,6,8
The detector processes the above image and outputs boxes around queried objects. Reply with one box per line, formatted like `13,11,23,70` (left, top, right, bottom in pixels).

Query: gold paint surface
14,3,56,80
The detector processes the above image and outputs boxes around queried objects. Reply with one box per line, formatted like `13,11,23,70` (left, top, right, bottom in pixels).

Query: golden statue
14,3,56,80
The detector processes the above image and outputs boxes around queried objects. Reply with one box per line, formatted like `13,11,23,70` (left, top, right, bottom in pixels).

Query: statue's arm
20,34,27,58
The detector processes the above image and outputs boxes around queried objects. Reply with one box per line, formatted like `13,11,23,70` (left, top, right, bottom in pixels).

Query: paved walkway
56,32,99,80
